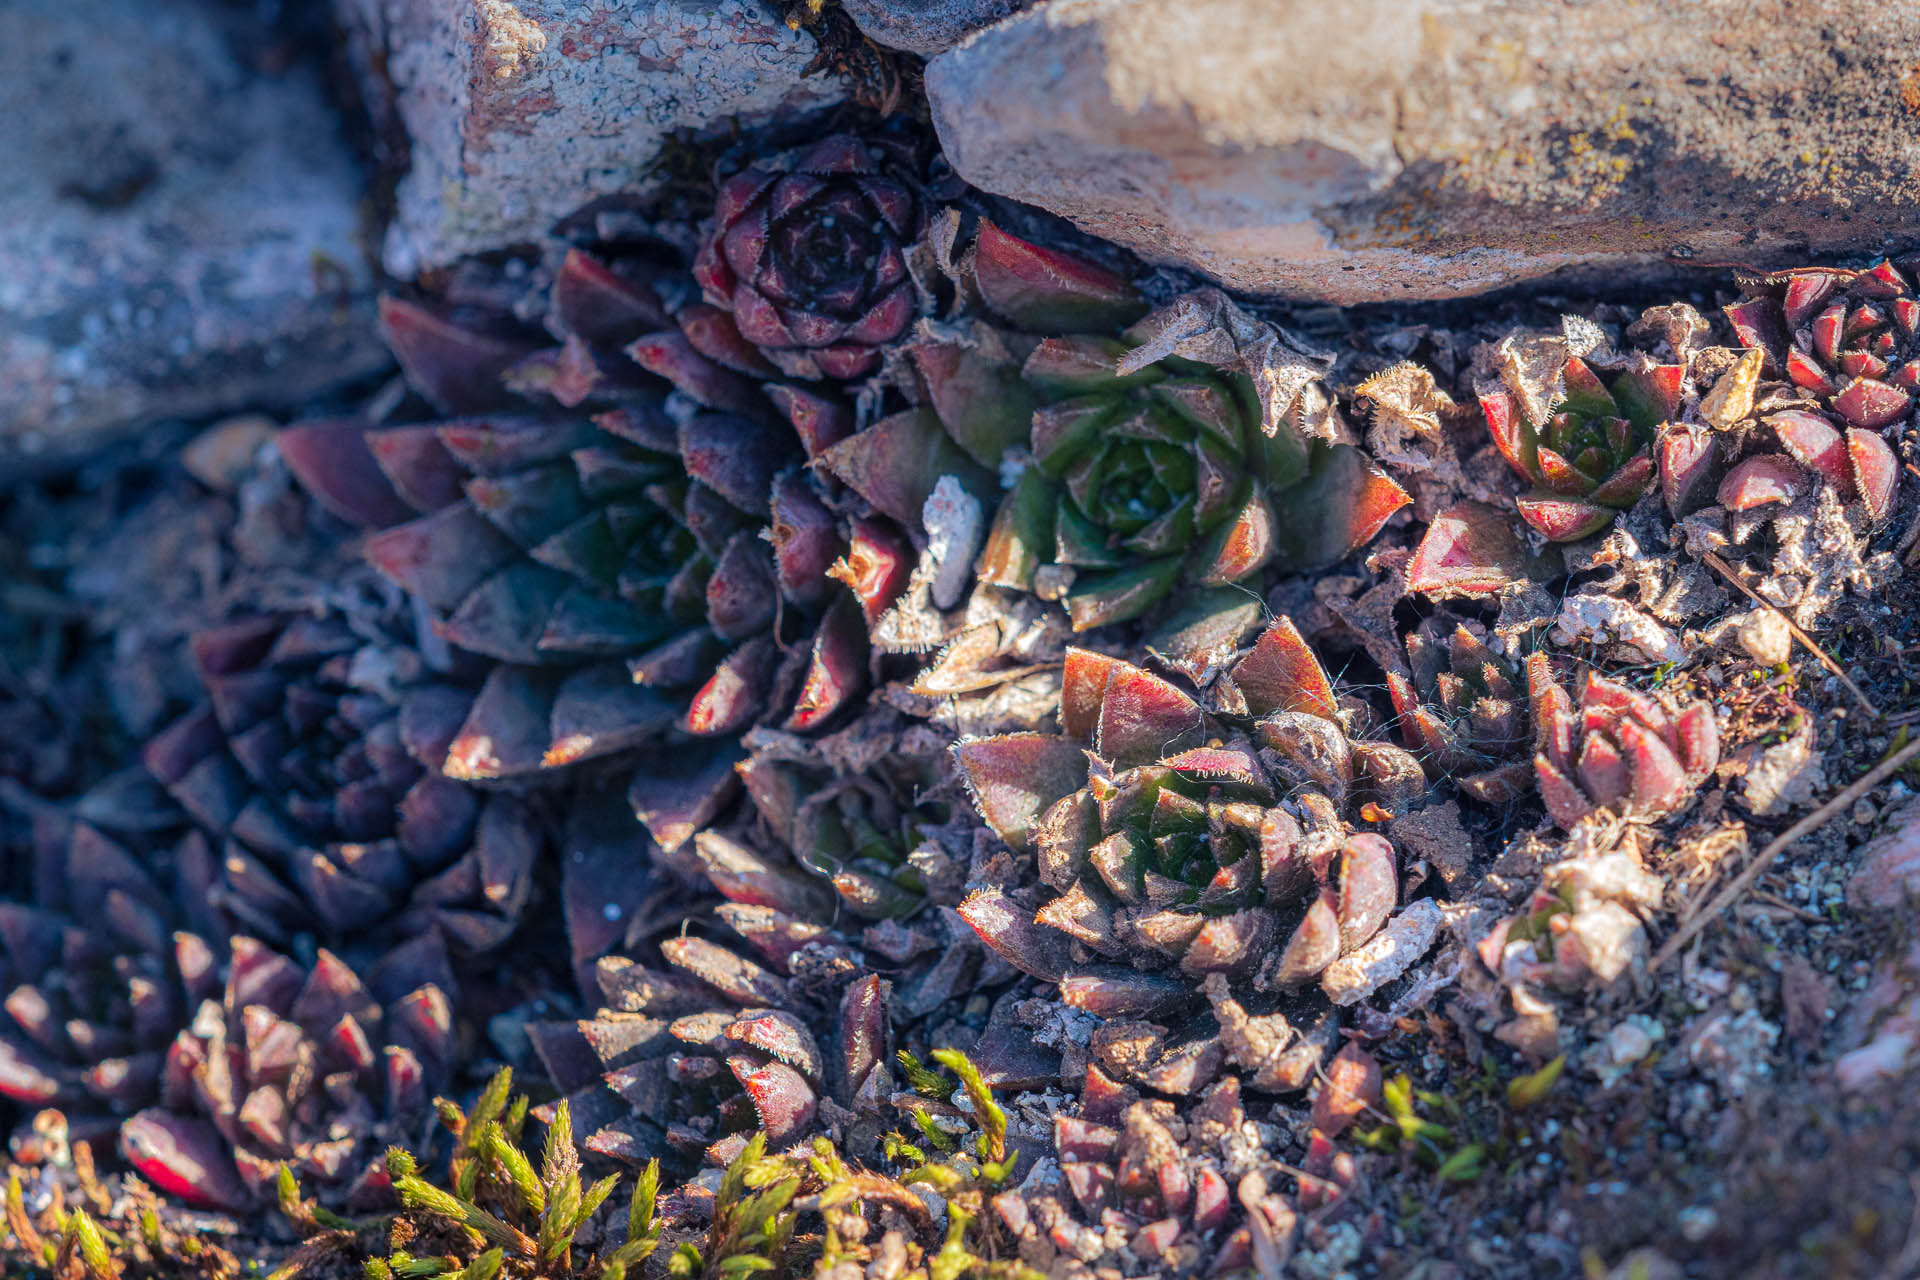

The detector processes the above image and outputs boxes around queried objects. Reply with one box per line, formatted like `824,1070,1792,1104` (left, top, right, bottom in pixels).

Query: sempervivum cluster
997,1072,1292,1275
1385,615,1533,804
1528,656,1719,830
736,716,964,923
120,933,457,1212
690,133,926,381
1660,396,1900,531
282,400,884,772
0,815,214,1136
1480,349,1681,541
1723,257,1920,433
532,829,890,1171
902,222,1407,631
954,624,1427,1015
141,612,540,955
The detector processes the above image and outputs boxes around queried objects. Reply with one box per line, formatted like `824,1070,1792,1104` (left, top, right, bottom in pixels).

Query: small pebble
183,414,276,491
1735,608,1792,666
1853,799,1877,825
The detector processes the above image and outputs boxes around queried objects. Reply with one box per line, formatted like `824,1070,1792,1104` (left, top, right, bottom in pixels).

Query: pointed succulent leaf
1064,558,1186,632
972,221,1147,333
1232,617,1338,721
957,888,1073,982
818,409,995,525
1515,493,1616,542
277,420,419,528
912,340,1039,470
1267,444,1410,568
1406,501,1552,597
954,734,1090,850
1093,662,1203,768
379,296,536,413
1847,428,1899,523
975,468,1055,593
1717,455,1805,511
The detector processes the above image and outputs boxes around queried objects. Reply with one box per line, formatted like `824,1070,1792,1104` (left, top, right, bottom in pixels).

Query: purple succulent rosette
141,613,540,955
120,934,457,1211
1723,256,1920,433
0,814,215,1132
1385,614,1534,804
692,133,924,382
531,828,898,1170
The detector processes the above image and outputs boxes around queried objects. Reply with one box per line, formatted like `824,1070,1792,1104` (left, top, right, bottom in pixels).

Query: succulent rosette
1653,319,1902,529
943,224,1408,631
1002,1071,1282,1275
0,816,211,1132
954,621,1428,1017
1384,615,1533,803
120,933,458,1211
533,829,895,1170
1527,655,1719,830
141,612,541,955
1481,352,1681,541
1664,406,1901,529
691,133,926,381
736,718,963,923
1723,257,1920,433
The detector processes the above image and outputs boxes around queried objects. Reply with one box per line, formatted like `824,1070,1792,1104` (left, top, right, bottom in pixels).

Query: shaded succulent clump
1385,614,1533,803
284,198,931,847
0,816,214,1139
913,222,1407,631
1000,1071,1294,1275
532,829,893,1173
691,132,928,382
736,717,966,924
1722,257,1920,434
954,623,1428,1016
1528,656,1719,830
1480,349,1680,541
119,932,458,1212
283,404,876,770
140,612,540,955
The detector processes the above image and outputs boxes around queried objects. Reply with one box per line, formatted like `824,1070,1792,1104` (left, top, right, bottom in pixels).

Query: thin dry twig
1701,550,1879,719
1651,733,1920,972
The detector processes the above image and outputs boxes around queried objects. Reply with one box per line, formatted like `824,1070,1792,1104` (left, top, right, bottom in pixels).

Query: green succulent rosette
897,223,1410,631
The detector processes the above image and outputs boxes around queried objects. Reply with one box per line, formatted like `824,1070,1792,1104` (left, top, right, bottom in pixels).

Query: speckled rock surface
0,0,386,472
926,0,1920,305
837,0,1036,56
337,0,850,277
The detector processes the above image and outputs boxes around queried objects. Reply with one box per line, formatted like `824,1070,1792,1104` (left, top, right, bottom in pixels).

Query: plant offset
3,94,1919,1280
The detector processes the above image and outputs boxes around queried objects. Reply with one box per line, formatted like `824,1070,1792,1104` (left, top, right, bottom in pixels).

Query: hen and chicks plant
955,619,1424,1019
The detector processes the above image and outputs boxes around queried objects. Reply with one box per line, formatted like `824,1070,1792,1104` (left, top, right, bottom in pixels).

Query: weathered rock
1848,801,1920,911
1,0,386,470
336,0,849,277
838,0,1035,56
927,0,1920,305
